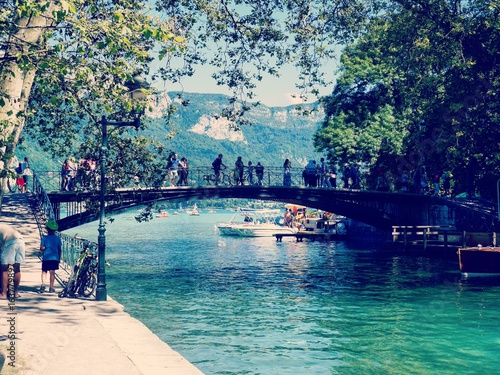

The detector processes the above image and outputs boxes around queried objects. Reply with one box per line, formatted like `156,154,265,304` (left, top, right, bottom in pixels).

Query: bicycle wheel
7,176,17,193
241,173,250,185
81,270,97,297
222,173,233,186
205,174,217,185
75,270,89,297
64,272,79,297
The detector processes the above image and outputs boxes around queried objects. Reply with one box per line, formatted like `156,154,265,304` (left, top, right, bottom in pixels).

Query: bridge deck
31,168,500,233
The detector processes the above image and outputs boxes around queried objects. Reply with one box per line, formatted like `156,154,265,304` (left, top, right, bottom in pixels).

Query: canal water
64,209,500,375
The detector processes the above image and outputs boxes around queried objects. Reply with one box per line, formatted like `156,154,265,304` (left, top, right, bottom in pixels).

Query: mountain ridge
20,92,325,171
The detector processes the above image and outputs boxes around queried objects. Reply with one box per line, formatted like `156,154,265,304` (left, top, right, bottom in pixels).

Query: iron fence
35,166,317,191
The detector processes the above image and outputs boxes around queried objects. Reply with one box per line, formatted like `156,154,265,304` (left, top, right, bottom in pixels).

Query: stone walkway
0,193,204,375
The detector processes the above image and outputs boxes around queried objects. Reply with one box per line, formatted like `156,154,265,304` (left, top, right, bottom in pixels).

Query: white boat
156,211,170,218
217,208,297,237
186,203,200,216
233,223,298,237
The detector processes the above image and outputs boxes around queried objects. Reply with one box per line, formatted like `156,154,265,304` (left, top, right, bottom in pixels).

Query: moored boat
156,211,170,218
458,246,500,275
186,203,200,216
217,208,297,237
233,223,297,237
284,204,347,236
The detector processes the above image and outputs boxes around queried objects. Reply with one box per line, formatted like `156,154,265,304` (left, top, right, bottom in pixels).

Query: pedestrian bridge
31,167,499,233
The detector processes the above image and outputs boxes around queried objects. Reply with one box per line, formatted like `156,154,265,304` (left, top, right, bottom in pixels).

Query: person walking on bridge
255,162,264,185
0,224,25,299
212,154,227,185
234,156,244,185
167,153,180,187
283,159,292,186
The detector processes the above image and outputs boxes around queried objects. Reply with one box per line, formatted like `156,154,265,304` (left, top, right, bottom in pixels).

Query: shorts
0,238,25,265
1,263,20,273
42,260,60,272
169,170,178,178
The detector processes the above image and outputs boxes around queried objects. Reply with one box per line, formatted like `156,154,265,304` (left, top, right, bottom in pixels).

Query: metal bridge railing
36,166,312,191
58,232,98,272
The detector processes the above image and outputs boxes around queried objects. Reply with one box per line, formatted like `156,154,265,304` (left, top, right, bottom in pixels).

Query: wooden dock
274,231,347,242
391,226,499,251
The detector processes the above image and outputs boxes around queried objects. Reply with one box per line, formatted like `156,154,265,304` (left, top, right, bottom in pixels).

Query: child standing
39,220,62,293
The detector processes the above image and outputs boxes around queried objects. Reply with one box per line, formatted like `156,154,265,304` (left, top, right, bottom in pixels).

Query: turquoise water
64,210,500,375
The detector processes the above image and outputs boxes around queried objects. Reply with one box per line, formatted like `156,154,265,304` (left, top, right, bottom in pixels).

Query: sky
159,63,339,107
145,1,343,108
150,53,341,108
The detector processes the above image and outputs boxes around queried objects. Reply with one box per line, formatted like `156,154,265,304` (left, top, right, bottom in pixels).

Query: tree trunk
0,4,57,196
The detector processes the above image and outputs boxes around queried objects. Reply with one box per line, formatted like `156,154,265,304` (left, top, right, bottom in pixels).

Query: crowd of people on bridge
10,156,31,193
53,151,454,197
210,154,265,186
59,157,97,192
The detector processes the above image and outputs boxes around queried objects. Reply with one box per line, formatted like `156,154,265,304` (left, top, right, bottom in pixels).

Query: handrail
32,171,57,223
35,166,314,191
31,170,98,274
58,232,98,272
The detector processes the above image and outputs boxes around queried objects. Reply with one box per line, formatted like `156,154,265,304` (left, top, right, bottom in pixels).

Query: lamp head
125,75,151,102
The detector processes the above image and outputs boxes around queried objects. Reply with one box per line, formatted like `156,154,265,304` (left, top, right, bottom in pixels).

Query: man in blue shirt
39,220,62,293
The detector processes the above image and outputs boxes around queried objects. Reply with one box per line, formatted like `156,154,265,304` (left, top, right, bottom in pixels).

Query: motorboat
217,208,262,236
301,215,347,235
156,211,170,218
217,208,297,237
458,246,500,275
284,204,347,236
233,224,298,237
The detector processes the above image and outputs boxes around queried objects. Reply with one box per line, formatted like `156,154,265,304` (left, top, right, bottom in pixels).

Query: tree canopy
314,0,500,198
0,0,364,198
1,0,499,203
0,0,184,195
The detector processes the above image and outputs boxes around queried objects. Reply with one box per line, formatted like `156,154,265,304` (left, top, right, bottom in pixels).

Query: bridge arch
47,186,466,232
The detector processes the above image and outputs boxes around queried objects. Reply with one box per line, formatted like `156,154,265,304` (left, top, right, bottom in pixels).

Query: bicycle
58,243,98,298
203,167,231,186
227,168,255,186
6,174,21,193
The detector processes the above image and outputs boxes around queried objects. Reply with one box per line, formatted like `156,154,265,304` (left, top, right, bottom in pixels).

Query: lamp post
497,178,500,221
96,76,150,301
